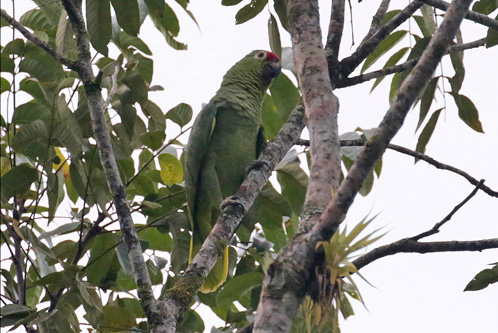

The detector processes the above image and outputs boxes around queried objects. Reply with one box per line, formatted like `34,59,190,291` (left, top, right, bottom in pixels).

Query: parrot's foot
245,160,271,175
220,196,245,214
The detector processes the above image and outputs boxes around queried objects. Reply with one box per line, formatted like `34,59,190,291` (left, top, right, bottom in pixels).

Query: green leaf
216,272,264,309
361,30,408,74
486,15,498,48
11,119,49,154
19,9,53,32
19,54,62,82
419,5,436,37
158,153,183,185
371,47,409,92
144,0,165,16
3,39,25,55
268,15,282,58
32,0,62,26
19,78,49,105
12,102,51,124
143,100,166,132
416,108,442,155
1,77,10,94
110,0,140,36
0,164,38,203
139,226,174,252
135,53,154,84
140,131,166,151
87,233,117,285
276,162,308,215
453,94,484,133
472,0,498,15
274,0,289,31
263,73,300,140
222,0,243,5
148,2,186,50
236,0,268,25
0,55,15,73
417,76,439,131
260,183,292,218
119,31,152,55
47,171,65,221
122,69,148,105
101,305,136,328
464,264,498,291
55,9,77,60
166,103,192,127
449,46,465,94
87,0,112,55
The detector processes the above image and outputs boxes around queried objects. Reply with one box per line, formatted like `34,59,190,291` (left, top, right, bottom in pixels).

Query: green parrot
184,50,281,293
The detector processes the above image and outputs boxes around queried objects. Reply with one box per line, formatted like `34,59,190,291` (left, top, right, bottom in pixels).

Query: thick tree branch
286,0,341,235
297,139,498,198
421,0,498,31
160,106,306,332
256,0,473,330
338,37,488,87
0,9,78,70
337,1,423,79
325,0,345,73
57,0,162,329
353,238,498,270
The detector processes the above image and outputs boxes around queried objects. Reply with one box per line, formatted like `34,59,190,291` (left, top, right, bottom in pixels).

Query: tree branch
337,1,423,79
421,0,498,32
297,139,498,198
57,0,162,328
353,238,498,271
160,106,306,331
285,0,341,236
256,0,473,330
0,9,78,70
325,0,345,73
337,37,488,87
410,180,484,241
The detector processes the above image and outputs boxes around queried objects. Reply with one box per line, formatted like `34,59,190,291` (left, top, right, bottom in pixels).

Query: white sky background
2,0,498,332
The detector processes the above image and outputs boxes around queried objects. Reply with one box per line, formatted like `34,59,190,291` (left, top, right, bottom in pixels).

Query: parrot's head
223,50,282,91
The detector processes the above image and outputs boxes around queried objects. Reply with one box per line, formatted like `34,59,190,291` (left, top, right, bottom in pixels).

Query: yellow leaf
158,153,183,185
53,147,70,180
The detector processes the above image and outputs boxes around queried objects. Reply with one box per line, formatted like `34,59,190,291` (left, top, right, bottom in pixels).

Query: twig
353,238,498,270
103,61,121,110
410,180,485,241
297,139,498,198
421,0,498,32
338,37,488,87
0,9,78,70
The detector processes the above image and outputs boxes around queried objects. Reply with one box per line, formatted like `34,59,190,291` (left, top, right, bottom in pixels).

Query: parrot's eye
255,51,266,59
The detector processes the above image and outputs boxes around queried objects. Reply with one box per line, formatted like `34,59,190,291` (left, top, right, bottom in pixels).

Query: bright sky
2,0,498,332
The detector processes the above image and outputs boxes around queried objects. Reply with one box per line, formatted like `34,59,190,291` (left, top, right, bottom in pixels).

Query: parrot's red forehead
265,51,280,62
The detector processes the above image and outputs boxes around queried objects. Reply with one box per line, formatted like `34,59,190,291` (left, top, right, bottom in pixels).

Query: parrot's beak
262,61,282,80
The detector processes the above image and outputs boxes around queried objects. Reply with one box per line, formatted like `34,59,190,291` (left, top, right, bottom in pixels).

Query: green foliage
293,217,382,332
1,1,493,331
464,263,498,291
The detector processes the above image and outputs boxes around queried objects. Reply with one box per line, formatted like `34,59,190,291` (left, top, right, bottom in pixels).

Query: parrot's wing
184,102,217,227
184,102,229,293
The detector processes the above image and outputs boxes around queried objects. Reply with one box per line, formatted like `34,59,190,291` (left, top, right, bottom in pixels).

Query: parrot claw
220,196,245,213
245,160,271,175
